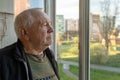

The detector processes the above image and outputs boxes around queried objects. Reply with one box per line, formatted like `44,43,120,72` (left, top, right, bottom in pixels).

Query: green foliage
73,37,79,43
105,54,120,67
62,41,74,45
90,40,99,43
68,47,78,55
60,52,77,58
62,57,78,62
90,43,108,64
58,42,78,58
110,45,120,51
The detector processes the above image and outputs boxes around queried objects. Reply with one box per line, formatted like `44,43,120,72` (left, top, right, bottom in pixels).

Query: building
56,15,65,34
66,19,78,32
65,19,78,40
89,13,102,41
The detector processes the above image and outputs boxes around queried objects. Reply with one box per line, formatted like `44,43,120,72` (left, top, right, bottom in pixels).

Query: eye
43,22,47,26
42,22,52,27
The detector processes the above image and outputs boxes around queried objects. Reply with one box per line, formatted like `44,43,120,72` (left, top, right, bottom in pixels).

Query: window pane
56,0,79,80
90,0,120,80
29,0,44,8
15,0,45,16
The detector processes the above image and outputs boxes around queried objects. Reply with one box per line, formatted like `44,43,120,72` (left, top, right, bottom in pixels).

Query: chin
45,43,52,46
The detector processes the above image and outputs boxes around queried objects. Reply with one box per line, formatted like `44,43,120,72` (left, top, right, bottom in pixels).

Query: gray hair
14,8,42,37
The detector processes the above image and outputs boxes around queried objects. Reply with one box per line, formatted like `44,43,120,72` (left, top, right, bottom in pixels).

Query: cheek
38,31,48,41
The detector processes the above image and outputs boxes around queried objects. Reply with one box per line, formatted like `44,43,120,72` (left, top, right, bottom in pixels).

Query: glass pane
56,0,79,80
90,0,120,80
29,0,44,8
14,0,30,16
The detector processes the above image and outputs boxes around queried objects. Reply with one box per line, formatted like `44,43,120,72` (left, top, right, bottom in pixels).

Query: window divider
79,0,90,80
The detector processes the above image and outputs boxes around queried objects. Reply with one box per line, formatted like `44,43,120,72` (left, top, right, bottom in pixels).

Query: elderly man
0,8,60,80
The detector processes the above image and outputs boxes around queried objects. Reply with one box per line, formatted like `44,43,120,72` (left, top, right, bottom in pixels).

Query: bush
68,47,78,55
90,43,108,64
62,41,74,45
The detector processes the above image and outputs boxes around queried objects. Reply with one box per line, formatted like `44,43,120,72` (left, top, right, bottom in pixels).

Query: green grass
57,43,72,54
69,65,79,76
91,69,120,80
69,65,120,80
58,64,74,80
58,42,120,67
61,55,120,68
58,42,120,79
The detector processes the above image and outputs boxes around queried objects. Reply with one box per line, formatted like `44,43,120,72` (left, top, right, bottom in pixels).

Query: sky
56,0,120,26
56,0,79,19
56,0,101,19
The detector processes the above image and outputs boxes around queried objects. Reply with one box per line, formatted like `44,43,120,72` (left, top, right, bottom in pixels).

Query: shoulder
0,43,17,57
0,43,18,69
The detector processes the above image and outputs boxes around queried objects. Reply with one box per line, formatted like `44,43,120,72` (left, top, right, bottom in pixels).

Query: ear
18,28,29,40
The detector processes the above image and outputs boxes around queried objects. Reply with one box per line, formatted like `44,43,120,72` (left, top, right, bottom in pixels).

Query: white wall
0,0,17,48
0,0,14,14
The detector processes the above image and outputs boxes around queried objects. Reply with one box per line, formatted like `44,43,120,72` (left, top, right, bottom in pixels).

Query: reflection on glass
14,0,44,16
29,0,44,9
90,0,120,80
56,0,79,80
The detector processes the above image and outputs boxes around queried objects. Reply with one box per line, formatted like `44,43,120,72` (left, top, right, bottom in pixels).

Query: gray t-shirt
27,54,58,80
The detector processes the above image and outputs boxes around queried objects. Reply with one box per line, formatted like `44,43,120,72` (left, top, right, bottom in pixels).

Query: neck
24,47,44,56
20,39,45,56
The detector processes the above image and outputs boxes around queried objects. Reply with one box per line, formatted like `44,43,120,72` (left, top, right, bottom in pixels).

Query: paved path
58,60,120,80
58,60,78,80
59,60,120,73
63,69,78,80
91,64,120,73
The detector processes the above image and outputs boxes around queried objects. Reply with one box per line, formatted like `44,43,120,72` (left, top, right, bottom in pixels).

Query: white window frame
79,0,90,80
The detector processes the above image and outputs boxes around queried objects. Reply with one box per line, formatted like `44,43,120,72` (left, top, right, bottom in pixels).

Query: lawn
57,42,120,80
58,42,120,67
69,65,120,80
90,69,120,80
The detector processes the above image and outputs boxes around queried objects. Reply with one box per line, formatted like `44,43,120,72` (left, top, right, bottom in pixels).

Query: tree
100,0,120,55
114,25,120,36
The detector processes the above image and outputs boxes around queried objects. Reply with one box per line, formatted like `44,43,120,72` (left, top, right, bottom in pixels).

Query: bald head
14,8,53,54
14,8,48,37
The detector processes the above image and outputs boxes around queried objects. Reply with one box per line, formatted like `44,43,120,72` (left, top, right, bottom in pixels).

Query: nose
47,26,54,33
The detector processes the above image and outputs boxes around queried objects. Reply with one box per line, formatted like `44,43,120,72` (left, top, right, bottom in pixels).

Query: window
56,0,79,80
90,0,120,80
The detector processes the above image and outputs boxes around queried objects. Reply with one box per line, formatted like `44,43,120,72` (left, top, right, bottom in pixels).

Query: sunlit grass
62,57,78,62
58,42,120,67
57,43,78,58
58,42,120,79
90,69,120,80
69,65,120,80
